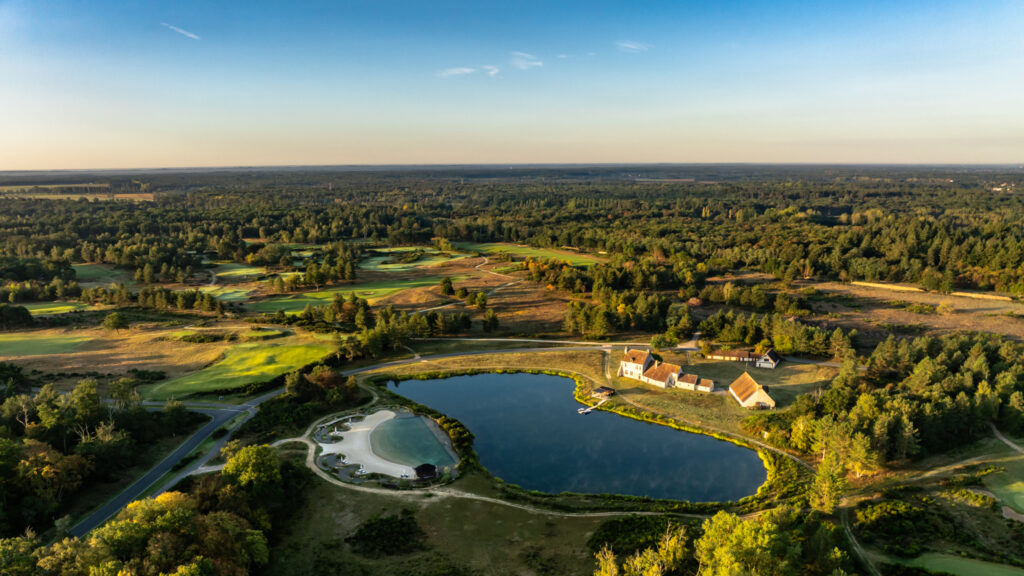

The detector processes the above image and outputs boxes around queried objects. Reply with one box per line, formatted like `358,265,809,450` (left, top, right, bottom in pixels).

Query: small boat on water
577,407,591,414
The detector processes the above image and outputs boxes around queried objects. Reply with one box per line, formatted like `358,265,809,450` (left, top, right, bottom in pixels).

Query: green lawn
72,263,134,287
898,553,1024,576
0,332,90,356
212,262,267,279
454,241,602,266
22,301,92,316
142,339,333,400
359,246,470,272
200,285,253,302
658,354,837,409
248,276,451,314
983,455,1024,513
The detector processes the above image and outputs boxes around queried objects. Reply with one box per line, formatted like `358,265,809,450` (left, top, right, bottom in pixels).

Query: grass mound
143,339,332,400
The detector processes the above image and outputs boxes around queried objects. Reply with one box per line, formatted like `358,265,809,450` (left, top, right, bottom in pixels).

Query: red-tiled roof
622,349,650,365
643,362,682,383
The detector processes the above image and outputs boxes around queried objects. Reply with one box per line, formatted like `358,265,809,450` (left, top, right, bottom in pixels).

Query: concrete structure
729,372,776,409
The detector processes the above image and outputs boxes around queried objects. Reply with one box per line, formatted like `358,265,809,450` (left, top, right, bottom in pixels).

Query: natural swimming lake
387,373,767,502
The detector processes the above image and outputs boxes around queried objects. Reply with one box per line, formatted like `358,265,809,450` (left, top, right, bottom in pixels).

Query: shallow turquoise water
387,373,767,502
370,415,458,469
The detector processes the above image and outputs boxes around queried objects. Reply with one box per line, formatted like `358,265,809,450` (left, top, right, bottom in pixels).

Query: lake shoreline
379,369,777,506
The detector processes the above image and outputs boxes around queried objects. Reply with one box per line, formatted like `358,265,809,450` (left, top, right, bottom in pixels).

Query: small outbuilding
414,463,438,480
756,349,782,369
592,386,616,398
729,372,775,409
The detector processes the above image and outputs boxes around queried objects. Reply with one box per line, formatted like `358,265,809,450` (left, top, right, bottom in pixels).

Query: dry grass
0,324,238,390
806,280,1024,342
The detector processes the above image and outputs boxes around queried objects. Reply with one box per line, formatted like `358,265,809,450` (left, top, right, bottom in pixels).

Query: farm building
707,349,759,362
617,348,712,393
756,349,782,369
618,347,654,379
729,372,776,409
708,348,783,370
641,361,685,388
677,373,714,393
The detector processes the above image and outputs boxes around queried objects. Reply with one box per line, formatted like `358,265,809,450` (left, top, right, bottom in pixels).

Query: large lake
387,373,767,502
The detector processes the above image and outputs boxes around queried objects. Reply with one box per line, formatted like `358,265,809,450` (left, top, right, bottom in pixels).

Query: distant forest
1,165,1023,298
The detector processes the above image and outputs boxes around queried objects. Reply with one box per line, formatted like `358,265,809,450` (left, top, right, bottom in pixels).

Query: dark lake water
387,373,767,502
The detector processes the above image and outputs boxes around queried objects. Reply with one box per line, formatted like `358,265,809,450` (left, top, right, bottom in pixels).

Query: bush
345,509,427,558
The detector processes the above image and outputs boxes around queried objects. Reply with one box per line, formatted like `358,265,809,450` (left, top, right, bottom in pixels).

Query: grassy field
199,285,253,302
984,454,1024,513
267,467,603,576
212,262,267,279
454,241,602,266
897,553,1024,576
0,332,90,356
142,336,333,400
22,301,94,316
72,263,135,287
359,246,471,272
659,353,838,409
248,276,449,314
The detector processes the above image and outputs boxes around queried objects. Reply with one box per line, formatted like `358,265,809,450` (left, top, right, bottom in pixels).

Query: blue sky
1,0,1022,169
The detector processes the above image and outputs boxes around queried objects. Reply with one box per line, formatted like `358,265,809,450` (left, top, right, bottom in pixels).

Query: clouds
438,67,476,78
510,51,543,69
161,22,200,40
437,65,500,78
616,40,651,53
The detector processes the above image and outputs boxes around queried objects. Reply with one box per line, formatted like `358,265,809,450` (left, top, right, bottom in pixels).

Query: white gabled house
755,349,782,369
618,347,654,379
617,348,712,393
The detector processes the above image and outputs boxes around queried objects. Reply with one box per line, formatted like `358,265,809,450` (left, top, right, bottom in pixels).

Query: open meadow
248,276,453,314
72,263,135,288
454,241,603,266
141,333,334,400
359,246,472,272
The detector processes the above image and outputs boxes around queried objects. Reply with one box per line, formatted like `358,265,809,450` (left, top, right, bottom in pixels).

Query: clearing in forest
141,336,333,400
247,276,450,314
454,242,603,266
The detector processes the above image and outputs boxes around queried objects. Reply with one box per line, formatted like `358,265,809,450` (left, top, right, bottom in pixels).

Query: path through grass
898,553,1024,576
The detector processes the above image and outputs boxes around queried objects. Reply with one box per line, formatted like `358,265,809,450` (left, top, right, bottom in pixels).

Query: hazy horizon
2,0,1022,170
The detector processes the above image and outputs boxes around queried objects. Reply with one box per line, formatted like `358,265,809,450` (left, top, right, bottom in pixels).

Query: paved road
69,408,237,537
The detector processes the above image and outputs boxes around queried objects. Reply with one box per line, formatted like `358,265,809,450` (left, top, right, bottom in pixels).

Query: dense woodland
2,167,1024,306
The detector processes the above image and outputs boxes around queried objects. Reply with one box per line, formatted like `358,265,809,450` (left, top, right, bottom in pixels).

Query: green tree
222,445,282,493
101,312,129,333
440,276,454,296
810,452,847,514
